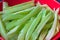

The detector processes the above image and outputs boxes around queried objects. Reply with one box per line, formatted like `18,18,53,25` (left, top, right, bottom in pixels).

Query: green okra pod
4,1,34,14
0,19,8,40
38,22,53,40
17,17,34,40
7,5,41,37
31,12,52,40
45,8,58,40
6,20,17,31
5,1,34,10
3,7,34,21
25,8,44,40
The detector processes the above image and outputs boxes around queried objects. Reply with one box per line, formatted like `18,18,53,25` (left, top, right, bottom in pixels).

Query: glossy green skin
17,17,34,40
1,2,55,40
25,8,45,40
3,7,34,21
0,18,8,40
3,7,34,31
31,12,52,40
7,5,41,37
4,1,34,16
38,22,53,40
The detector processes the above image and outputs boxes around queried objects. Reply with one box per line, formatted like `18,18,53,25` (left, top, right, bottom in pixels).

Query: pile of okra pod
0,1,59,40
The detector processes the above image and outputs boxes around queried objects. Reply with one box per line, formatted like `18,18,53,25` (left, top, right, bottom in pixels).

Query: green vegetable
41,9,47,20
3,7,34,21
0,18,8,40
45,8,58,40
38,22,53,40
7,5,41,37
41,8,54,23
31,12,52,40
8,34,18,40
0,16,1,34
38,8,53,40
1,2,56,40
5,1,34,10
17,17,34,40
4,1,34,14
6,20,17,31
4,7,34,31
25,8,44,40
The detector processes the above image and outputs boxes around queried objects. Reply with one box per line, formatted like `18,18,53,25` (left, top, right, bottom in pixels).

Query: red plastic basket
51,32,60,40
37,0,60,15
0,2,2,11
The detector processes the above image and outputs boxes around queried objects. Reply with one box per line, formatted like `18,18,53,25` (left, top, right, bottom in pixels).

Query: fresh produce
3,7,34,21
17,17,35,40
0,1,59,40
3,1,34,18
0,17,8,40
7,4,41,37
0,15,1,34
25,8,45,40
45,8,59,40
0,12,2,34
31,12,53,40
38,22,53,40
